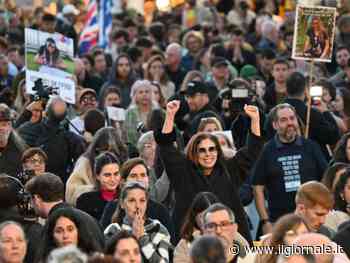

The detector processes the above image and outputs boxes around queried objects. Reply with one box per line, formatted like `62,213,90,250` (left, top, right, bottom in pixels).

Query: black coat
76,190,110,221
154,129,264,245
18,118,85,183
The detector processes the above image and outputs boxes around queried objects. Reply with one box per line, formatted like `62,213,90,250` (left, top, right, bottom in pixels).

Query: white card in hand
106,107,126,121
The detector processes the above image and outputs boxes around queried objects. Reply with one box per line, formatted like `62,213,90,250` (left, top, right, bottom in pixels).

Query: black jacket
0,132,26,177
100,198,175,243
264,98,340,160
154,129,264,245
18,118,85,183
76,190,111,222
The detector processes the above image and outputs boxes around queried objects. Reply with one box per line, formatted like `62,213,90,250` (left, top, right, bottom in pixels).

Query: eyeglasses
204,221,234,232
81,96,97,103
26,158,45,165
197,146,217,155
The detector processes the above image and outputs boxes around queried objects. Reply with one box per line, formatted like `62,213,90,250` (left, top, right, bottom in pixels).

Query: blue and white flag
98,0,113,49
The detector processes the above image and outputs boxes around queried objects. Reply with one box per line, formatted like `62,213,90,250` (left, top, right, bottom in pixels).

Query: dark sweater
76,190,111,221
154,129,264,245
252,136,327,221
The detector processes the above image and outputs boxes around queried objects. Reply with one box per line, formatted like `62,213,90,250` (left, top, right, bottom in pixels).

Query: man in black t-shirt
252,103,327,235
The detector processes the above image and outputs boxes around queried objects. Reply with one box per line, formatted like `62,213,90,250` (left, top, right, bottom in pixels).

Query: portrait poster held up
25,28,76,104
292,5,336,63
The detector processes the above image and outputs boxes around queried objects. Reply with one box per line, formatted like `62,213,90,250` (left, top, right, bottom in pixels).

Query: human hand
26,100,43,112
166,100,180,118
244,104,259,120
132,208,145,239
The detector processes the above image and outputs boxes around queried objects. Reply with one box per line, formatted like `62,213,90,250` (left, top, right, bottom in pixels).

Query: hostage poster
25,28,76,104
292,5,336,63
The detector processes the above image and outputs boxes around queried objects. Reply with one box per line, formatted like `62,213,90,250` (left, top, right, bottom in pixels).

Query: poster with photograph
292,5,336,63
25,28,76,104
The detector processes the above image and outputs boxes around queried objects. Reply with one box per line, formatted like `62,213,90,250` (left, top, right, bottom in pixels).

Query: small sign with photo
292,5,336,63
25,28,76,104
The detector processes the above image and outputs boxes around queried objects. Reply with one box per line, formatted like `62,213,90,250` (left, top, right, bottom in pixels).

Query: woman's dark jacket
154,129,264,245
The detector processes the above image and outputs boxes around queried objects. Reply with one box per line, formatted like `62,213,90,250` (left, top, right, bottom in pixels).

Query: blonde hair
197,117,223,133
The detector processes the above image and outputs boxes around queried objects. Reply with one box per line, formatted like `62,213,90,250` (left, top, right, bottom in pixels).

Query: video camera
31,78,59,101
221,79,255,113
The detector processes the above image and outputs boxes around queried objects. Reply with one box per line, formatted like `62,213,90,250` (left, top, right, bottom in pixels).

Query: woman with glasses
21,147,47,177
76,152,122,221
104,182,172,263
155,100,263,244
66,127,128,205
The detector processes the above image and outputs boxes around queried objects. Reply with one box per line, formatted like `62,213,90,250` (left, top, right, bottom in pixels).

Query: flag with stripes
78,0,98,55
98,0,113,49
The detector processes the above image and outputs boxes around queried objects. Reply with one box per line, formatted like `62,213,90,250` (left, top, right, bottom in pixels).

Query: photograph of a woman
303,16,330,59
35,38,67,70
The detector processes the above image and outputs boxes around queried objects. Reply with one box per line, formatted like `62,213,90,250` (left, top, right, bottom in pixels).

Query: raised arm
162,100,180,134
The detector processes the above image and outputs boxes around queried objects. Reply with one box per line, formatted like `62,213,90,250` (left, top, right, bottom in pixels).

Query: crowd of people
1,0,350,262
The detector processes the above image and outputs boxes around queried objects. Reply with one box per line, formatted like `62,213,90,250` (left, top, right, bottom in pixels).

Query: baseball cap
78,88,97,103
211,56,229,68
240,64,258,80
185,81,209,96
0,103,12,121
62,4,80,16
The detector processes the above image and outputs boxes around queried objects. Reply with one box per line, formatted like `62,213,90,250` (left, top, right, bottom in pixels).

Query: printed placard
25,28,76,104
292,5,336,62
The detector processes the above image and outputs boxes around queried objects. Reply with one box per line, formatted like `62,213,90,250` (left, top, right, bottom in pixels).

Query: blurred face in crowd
0,120,12,147
115,36,127,50
94,54,107,74
134,86,151,106
272,63,289,84
203,209,237,249
260,57,274,74
23,153,46,176
283,223,309,245
333,93,344,113
151,84,161,104
186,93,208,112
127,26,138,42
97,163,121,192
297,204,329,232
80,93,97,112
117,57,131,79
140,139,156,164
53,216,79,248
149,60,164,80
202,122,220,133
212,64,229,80
196,138,218,172
81,57,92,73
7,50,20,68
74,59,86,81
0,224,27,263
40,21,56,33
122,189,147,221
127,164,149,189
165,46,181,66
273,107,299,143
105,92,121,107
341,177,350,205
231,34,243,47
113,237,142,263
336,48,350,69
186,36,202,54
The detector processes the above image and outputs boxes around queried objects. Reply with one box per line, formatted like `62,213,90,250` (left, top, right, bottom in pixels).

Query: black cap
185,81,209,96
0,103,12,121
211,56,229,68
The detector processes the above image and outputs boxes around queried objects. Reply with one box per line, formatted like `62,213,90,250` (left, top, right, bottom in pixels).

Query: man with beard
18,96,85,183
0,104,26,177
252,103,327,235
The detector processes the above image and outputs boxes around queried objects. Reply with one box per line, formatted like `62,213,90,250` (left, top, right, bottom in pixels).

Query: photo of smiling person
34,38,67,70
